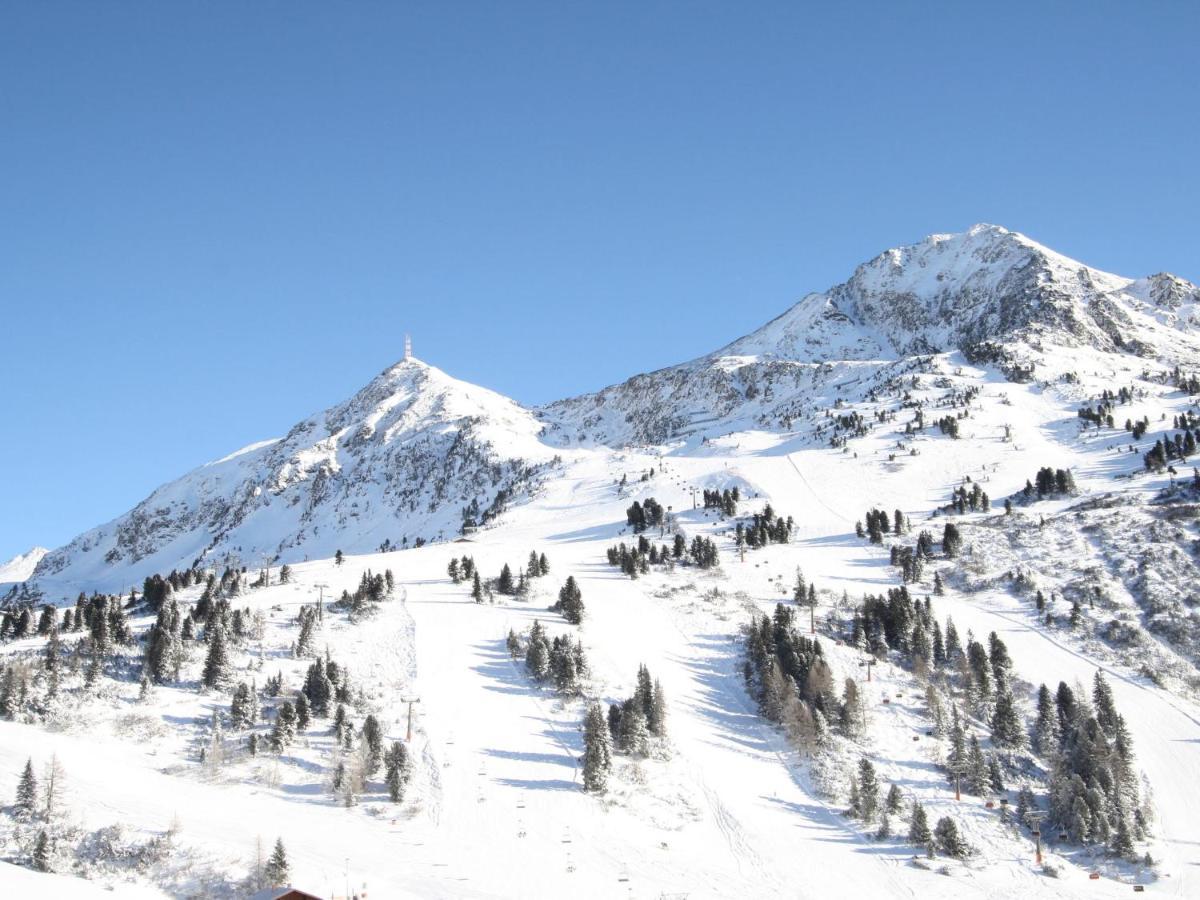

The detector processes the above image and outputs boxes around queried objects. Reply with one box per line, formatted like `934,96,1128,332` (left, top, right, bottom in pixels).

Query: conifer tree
471,570,483,603
934,817,968,858
991,690,1024,748
885,783,903,816
202,625,231,689
858,758,880,822
294,692,311,731
271,702,297,752
385,741,410,803
33,830,50,871
1033,683,1058,755
908,801,931,845
265,837,289,886
361,714,383,774
16,757,38,814
582,703,613,793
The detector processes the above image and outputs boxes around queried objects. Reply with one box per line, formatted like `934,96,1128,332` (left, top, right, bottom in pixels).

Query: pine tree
556,576,584,624
858,758,880,822
271,702,297,752
498,564,514,595
202,625,230,689
885,783,903,815
471,570,483,603
385,741,410,803
991,690,1024,748
361,714,383,774
621,703,650,756
265,837,289,886
876,810,892,840
908,801,931,845
649,679,667,737
581,703,612,793
33,830,50,871
934,816,969,858
1033,683,1058,756
16,757,38,814
294,692,311,731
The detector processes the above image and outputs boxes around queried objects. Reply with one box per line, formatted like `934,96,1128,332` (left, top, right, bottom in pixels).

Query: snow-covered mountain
542,224,1200,446
29,225,1200,593
7,224,1200,899
32,358,558,594
0,546,48,584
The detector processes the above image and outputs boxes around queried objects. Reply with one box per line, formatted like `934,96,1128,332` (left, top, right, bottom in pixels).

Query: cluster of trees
9,754,68,872
1078,402,1116,429
604,532,718,576
702,488,739,516
452,552,552,603
826,410,870,447
734,504,794,551
605,664,666,758
842,757,969,856
626,497,666,533
493,551,551,597
743,605,835,750
551,576,584,624
1038,673,1147,854
947,480,989,514
1021,467,1076,500
510,620,589,696
446,555,477,584
1143,429,1197,472
935,414,962,438
856,508,904,543
330,569,394,619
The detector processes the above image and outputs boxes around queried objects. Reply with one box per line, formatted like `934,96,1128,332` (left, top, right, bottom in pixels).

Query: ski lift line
783,453,856,525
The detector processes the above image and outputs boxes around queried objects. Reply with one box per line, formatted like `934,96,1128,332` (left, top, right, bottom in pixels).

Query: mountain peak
0,546,49,583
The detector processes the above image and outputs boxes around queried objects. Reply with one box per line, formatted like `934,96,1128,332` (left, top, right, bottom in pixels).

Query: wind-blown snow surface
0,547,47,585
6,225,1200,897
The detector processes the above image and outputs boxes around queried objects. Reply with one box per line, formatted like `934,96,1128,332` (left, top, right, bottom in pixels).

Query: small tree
935,816,969,858
908,801,931,846
33,830,50,872
265,837,290,886
581,703,612,793
16,758,38,815
335,550,344,566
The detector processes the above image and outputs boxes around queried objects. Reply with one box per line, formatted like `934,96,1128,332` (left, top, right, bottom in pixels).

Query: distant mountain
32,359,557,594
0,547,48,584
29,225,1200,594
541,224,1200,445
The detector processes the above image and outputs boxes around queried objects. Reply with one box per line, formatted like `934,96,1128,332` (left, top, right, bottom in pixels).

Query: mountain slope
542,224,1200,446
32,359,559,594
30,225,1200,593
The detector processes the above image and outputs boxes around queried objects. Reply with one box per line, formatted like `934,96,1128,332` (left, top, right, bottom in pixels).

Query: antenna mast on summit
404,333,413,360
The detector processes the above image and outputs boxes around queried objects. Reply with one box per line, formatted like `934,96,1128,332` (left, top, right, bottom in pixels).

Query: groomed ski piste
3,348,1200,899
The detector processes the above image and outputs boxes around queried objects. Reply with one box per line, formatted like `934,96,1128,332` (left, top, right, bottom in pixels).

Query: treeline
508,619,589,696
626,498,666,534
734,504,794,550
702,488,739,516
581,664,667,794
604,533,719,578
450,551,551,602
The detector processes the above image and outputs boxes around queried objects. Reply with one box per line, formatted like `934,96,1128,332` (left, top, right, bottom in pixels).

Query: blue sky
1,1,1197,562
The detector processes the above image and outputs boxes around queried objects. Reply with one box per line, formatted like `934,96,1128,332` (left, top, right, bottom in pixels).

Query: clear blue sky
1,1,1197,561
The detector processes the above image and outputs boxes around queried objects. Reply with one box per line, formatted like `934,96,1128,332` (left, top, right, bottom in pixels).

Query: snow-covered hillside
31,359,560,595
0,547,47,585
5,225,1200,899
